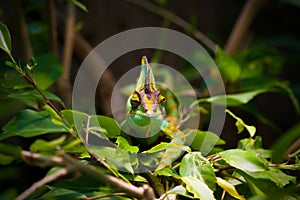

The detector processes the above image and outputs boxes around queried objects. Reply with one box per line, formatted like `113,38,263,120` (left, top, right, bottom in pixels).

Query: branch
16,168,68,200
56,3,75,104
18,150,156,200
12,0,33,60
73,33,124,117
224,0,266,55
47,0,59,57
23,73,64,117
124,0,217,53
144,172,165,196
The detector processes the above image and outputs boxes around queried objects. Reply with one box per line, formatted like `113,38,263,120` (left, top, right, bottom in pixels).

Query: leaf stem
23,73,63,118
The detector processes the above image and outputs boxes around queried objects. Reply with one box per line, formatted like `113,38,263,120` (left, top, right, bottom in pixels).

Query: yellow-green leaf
216,177,245,200
226,109,256,137
182,176,215,200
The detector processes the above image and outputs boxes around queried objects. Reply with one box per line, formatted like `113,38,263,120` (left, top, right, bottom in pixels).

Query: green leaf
52,175,109,192
0,109,66,141
67,0,88,12
180,152,216,190
44,105,69,131
216,46,241,83
0,154,15,165
189,129,225,153
142,142,189,153
142,142,169,153
238,137,272,158
61,110,121,139
199,89,268,106
237,170,279,197
218,149,269,172
0,142,22,157
88,145,135,175
226,109,256,137
34,53,62,89
0,22,12,55
248,168,296,187
116,136,139,153
181,176,215,200
91,115,121,138
272,123,300,163
0,143,22,165
236,46,284,79
166,185,194,199
0,69,30,90
36,187,86,200
155,167,174,177
30,135,67,152
6,89,63,104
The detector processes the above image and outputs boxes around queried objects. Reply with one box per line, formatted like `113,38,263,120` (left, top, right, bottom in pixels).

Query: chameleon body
121,56,185,171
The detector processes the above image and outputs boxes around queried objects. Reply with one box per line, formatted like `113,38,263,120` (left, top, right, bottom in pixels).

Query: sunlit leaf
226,109,256,137
238,137,272,158
218,149,269,172
30,135,67,152
188,129,225,153
216,177,245,200
0,109,66,141
116,136,139,153
61,110,121,139
44,105,70,131
142,142,189,153
0,22,12,55
181,176,215,200
199,89,268,106
180,152,216,190
166,185,194,199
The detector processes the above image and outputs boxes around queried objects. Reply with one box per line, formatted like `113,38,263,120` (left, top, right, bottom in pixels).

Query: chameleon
121,56,185,171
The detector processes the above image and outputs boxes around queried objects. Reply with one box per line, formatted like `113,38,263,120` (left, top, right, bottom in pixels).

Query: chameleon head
129,56,166,118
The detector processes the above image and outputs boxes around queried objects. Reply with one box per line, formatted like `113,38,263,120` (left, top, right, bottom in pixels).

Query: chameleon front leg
156,120,185,171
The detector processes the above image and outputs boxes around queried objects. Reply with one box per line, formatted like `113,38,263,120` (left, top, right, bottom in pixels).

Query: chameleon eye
158,95,166,104
130,93,140,108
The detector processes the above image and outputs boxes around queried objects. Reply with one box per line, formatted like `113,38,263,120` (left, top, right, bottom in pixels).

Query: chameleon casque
121,56,185,171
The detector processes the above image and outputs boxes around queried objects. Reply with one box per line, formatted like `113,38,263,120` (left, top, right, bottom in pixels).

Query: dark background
0,0,300,194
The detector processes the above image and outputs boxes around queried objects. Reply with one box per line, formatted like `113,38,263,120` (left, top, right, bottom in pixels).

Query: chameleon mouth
145,110,156,117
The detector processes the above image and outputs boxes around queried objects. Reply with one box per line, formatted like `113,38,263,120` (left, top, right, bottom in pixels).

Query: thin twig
224,0,266,55
16,168,69,200
23,74,63,118
124,0,217,53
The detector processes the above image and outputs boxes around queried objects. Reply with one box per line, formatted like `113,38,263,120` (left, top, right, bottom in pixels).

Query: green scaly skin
122,56,185,171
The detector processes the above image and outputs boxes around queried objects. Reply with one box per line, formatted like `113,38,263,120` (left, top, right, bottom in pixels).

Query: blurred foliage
0,0,300,199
